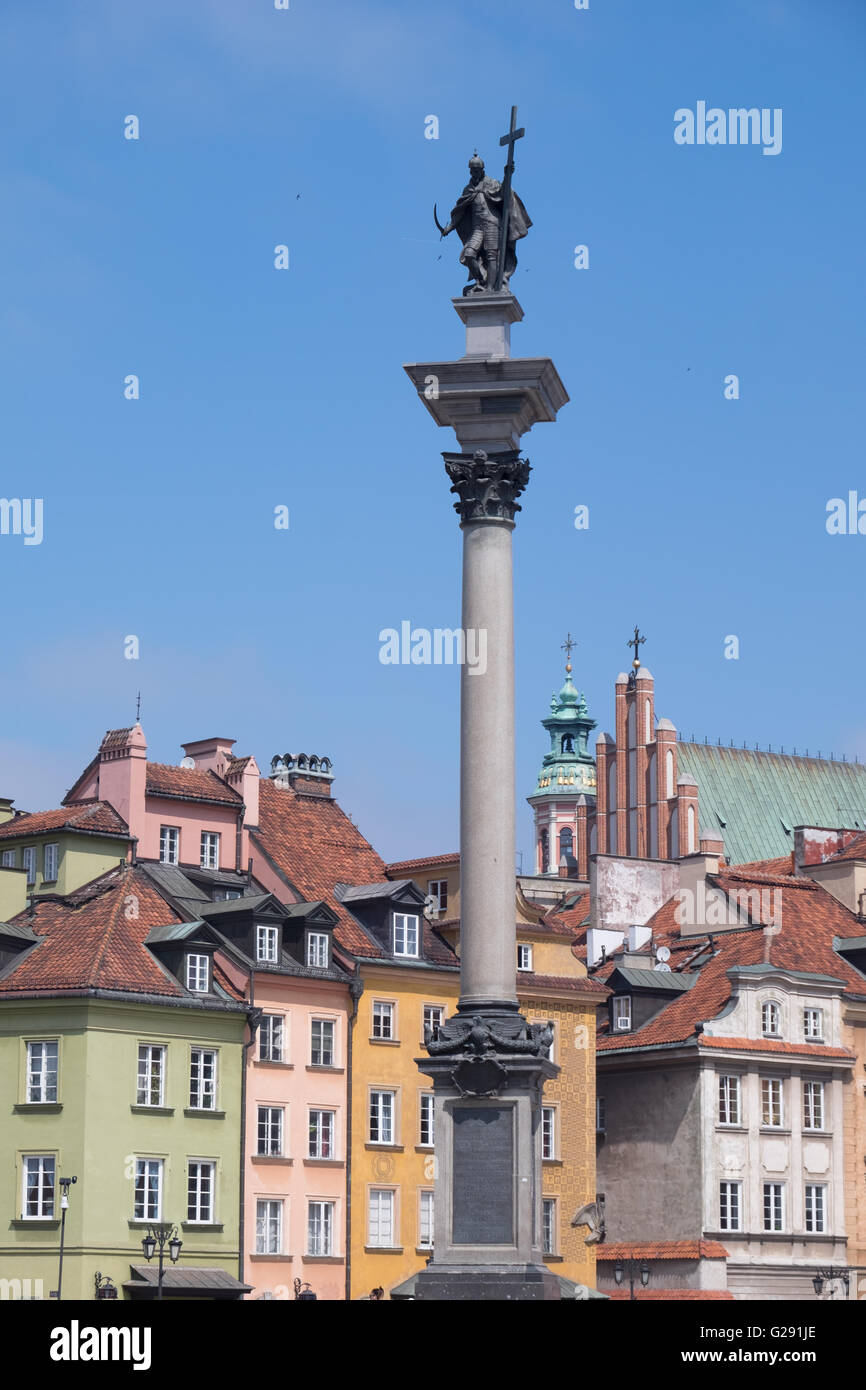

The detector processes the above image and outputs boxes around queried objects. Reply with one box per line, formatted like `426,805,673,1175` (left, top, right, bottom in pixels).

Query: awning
123,1265,251,1300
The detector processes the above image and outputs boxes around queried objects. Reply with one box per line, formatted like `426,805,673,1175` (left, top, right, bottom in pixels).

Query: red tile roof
0,867,187,996
825,831,866,863
0,801,129,841
146,764,241,805
730,853,795,876
520,972,609,997
597,1241,728,1261
385,852,459,874
606,1289,734,1300
544,893,591,932
598,869,866,1053
698,1036,854,1060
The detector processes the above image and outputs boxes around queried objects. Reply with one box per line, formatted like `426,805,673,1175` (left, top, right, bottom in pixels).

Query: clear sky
1,0,864,866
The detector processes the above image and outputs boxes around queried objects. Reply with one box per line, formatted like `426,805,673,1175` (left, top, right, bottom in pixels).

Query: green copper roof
676,742,866,865
529,668,598,801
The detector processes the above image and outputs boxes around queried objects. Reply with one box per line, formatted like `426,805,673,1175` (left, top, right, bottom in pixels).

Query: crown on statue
468,151,484,170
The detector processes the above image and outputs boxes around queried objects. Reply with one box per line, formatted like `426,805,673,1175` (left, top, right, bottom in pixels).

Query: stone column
399,292,575,1301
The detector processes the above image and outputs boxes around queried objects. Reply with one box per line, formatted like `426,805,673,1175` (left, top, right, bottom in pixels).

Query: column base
394,1263,583,1301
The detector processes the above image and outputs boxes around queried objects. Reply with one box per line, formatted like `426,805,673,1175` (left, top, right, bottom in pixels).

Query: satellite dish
653,962,672,973
179,756,195,769
656,945,671,962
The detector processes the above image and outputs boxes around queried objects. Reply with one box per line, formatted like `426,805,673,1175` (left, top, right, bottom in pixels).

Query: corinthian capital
443,449,531,524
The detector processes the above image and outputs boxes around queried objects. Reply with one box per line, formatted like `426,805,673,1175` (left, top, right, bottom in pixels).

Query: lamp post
50,1175,77,1300
812,1266,850,1300
614,1257,651,1301
142,1223,182,1300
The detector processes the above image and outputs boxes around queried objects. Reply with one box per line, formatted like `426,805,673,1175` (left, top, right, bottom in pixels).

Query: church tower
527,639,597,881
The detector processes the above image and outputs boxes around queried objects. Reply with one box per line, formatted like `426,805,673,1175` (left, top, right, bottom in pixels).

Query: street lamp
613,1257,651,1301
141,1223,182,1300
50,1176,78,1300
812,1266,850,1300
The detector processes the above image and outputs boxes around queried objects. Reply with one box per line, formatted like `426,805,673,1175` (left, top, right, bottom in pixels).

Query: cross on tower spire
560,632,576,675
627,626,646,670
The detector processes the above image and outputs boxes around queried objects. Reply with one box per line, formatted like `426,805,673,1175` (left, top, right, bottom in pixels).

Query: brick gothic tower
527,656,598,881
594,663,699,859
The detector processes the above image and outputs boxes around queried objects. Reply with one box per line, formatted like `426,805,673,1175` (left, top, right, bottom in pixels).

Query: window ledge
542,1157,562,1166
251,1156,293,1166
256,1060,294,1070
758,1127,791,1135
414,1145,434,1154
181,1222,224,1233
306,1065,344,1074
13,1103,62,1114
131,1105,175,1117
304,1255,342,1264
364,1144,404,1153
249,1254,293,1263
543,1253,564,1263
369,1038,401,1046
10,1219,59,1229
184,1108,225,1119
803,1129,832,1137
303,1158,344,1167
715,1124,748,1132
129,1220,160,1229
364,1246,403,1255
415,1247,434,1257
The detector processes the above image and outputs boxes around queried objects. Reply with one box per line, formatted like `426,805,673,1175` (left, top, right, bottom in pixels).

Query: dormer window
762,1001,781,1037
186,953,210,993
256,925,279,964
393,913,419,958
306,931,329,969
613,996,632,1032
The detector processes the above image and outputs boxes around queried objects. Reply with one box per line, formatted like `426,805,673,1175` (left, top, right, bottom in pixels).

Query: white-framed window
43,843,59,882
762,1000,781,1037
372,1000,394,1040
311,1018,335,1067
427,879,448,913
805,1183,827,1234
517,943,533,972
369,1089,395,1145
419,1093,434,1148
419,1189,434,1249
187,1160,215,1223
26,1040,58,1103
308,1109,335,1160
596,1096,606,1133
803,1008,824,1040
423,1004,445,1040
718,1074,741,1126
22,846,36,885
256,924,279,963
307,1199,334,1256
159,826,179,866
761,1077,783,1127
258,1014,284,1063
257,1105,284,1156
186,953,209,993
306,931,329,968
393,912,419,958
256,1198,283,1255
763,1182,785,1232
803,1080,825,1130
22,1155,55,1219
189,1048,217,1110
719,1180,742,1232
1,848,15,867
613,996,632,1031
134,1158,163,1221
542,1106,556,1160
136,1044,165,1107
367,1188,395,1247
200,832,220,870
542,1197,557,1255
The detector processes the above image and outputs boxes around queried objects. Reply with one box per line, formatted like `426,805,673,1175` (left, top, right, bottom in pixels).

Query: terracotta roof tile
520,972,609,996
597,1241,729,1261
607,1289,734,1300
729,853,796,877
825,831,866,863
146,763,242,804
698,1036,854,1060
385,852,459,874
0,801,129,841
0,867,188,996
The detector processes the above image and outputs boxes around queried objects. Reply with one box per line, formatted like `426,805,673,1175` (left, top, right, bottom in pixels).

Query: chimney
270,754,334,799
0,797,15,825
224,755,261,827
97,724,147,843
181,737,236,779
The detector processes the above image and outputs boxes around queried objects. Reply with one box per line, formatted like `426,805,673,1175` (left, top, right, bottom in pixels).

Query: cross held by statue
495,105,524,291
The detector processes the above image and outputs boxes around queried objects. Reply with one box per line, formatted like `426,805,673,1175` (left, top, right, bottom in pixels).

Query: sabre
433,203,448,238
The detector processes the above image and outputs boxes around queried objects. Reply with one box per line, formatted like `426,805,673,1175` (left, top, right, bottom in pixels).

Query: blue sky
1,0,864,865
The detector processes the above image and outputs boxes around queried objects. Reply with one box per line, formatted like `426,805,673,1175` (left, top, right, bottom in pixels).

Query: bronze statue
434,108,531,294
